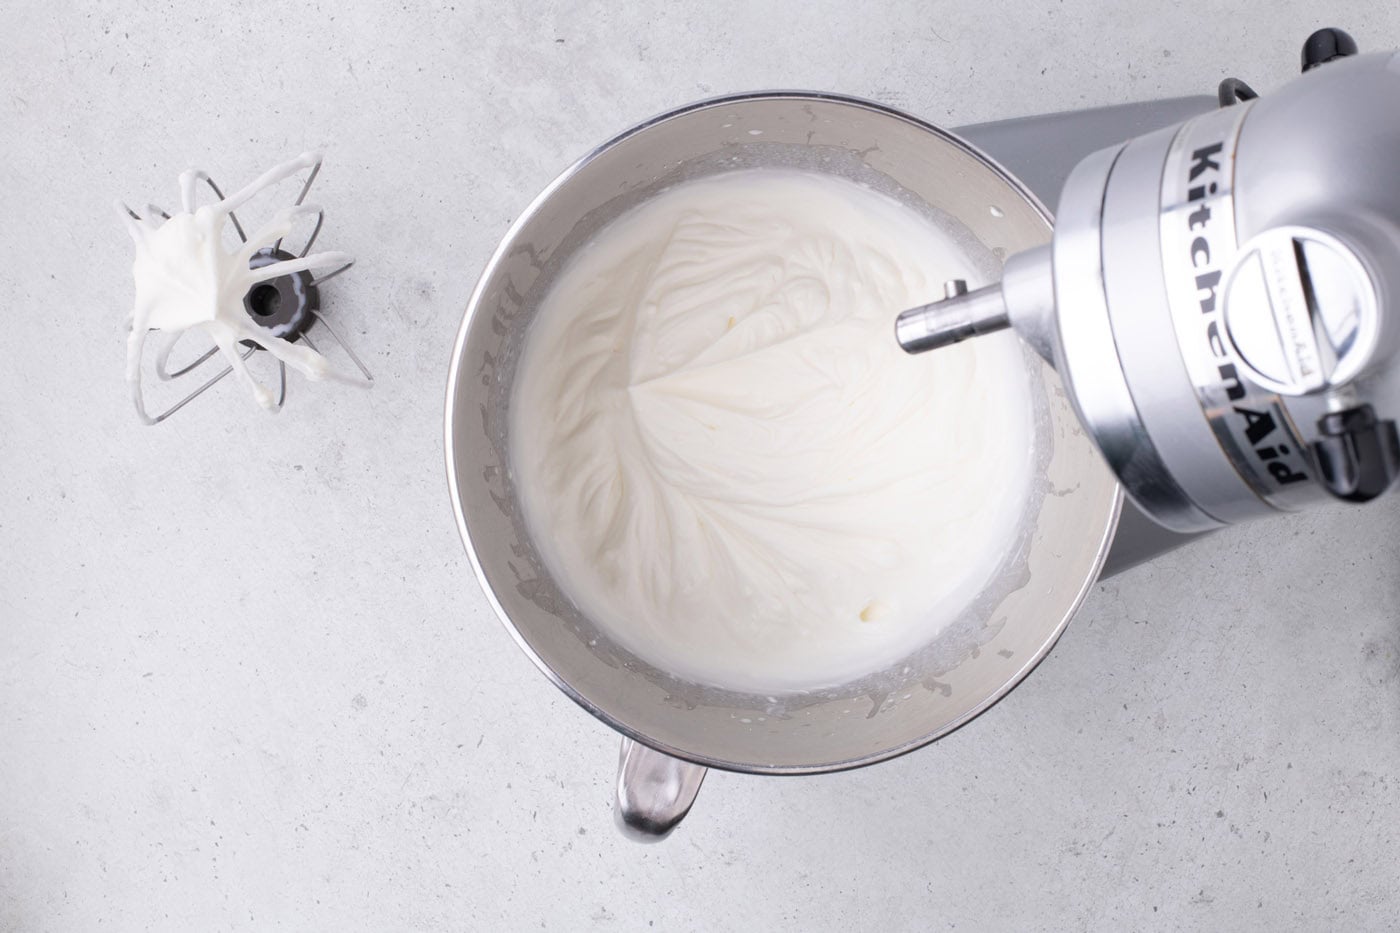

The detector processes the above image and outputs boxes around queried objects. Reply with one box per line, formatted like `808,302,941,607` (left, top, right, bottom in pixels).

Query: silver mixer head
897,33,1400,531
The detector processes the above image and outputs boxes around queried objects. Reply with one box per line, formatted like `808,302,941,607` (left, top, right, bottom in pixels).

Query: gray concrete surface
4,1,1400,930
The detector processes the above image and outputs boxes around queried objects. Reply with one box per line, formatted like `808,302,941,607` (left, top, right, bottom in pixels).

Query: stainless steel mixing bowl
445,92,1121,838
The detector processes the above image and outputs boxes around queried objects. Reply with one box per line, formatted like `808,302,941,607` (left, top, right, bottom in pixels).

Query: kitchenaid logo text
1184,141,1307,486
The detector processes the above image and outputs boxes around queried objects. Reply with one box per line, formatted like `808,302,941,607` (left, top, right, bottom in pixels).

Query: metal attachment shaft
895,278,1012,354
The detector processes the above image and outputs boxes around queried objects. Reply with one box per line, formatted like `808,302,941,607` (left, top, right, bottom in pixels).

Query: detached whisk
119,151,371,424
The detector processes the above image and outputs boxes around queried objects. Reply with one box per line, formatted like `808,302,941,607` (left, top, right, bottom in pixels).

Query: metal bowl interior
445,92,1120,773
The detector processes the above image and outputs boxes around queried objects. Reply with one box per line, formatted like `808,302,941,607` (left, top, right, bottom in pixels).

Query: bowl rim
443,89,1124,775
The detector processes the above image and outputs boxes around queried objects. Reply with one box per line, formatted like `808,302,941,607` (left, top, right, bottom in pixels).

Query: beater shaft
895,279,1011,354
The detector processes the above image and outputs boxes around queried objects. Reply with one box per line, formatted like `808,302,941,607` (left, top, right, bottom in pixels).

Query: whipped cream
121,153,353,419
511,169,1035,692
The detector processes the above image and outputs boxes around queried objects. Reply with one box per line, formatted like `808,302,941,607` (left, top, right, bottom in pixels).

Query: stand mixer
898,30,1400,533
447,29,1398,840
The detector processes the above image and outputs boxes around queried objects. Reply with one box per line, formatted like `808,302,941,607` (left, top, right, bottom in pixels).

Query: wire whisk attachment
118,152,371,424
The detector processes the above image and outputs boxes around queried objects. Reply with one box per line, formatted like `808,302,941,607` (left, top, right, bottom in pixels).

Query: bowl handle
614,737,707,841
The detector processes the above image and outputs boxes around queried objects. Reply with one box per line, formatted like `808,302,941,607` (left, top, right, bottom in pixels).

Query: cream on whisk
511,169,1036,692
120,152,353,420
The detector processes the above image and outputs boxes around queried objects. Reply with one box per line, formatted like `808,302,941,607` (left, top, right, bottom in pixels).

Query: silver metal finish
307,312,374,385
896,245,1059,362
444,92,1120,839
955,99,1220,565
140,344,276,425
1227,51,1400,500
996,245,1057,363
895,279,1009,352
614,738,707,842
307,262,353,289
1221,225,1379,395
922,53,1400,531
1050,144,1215,530
1100,116,1265,527
1155,103,1319,517
955,96,1218,212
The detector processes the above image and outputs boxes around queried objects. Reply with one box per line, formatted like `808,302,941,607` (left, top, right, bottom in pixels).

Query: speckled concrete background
4,1,1400,930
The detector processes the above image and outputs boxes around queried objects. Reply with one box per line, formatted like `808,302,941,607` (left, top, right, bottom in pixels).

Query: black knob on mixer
1302,28,1359,72
1310,404,1400,503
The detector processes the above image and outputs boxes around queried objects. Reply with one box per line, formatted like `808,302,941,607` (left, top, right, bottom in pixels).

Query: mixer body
900,49,1400,532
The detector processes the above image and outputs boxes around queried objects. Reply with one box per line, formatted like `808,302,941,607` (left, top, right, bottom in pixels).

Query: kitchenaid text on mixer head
897,44,1400,529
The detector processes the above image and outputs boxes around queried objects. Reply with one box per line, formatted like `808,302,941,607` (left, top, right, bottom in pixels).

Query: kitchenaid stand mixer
448,28,1393,842
901,30,1400,533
